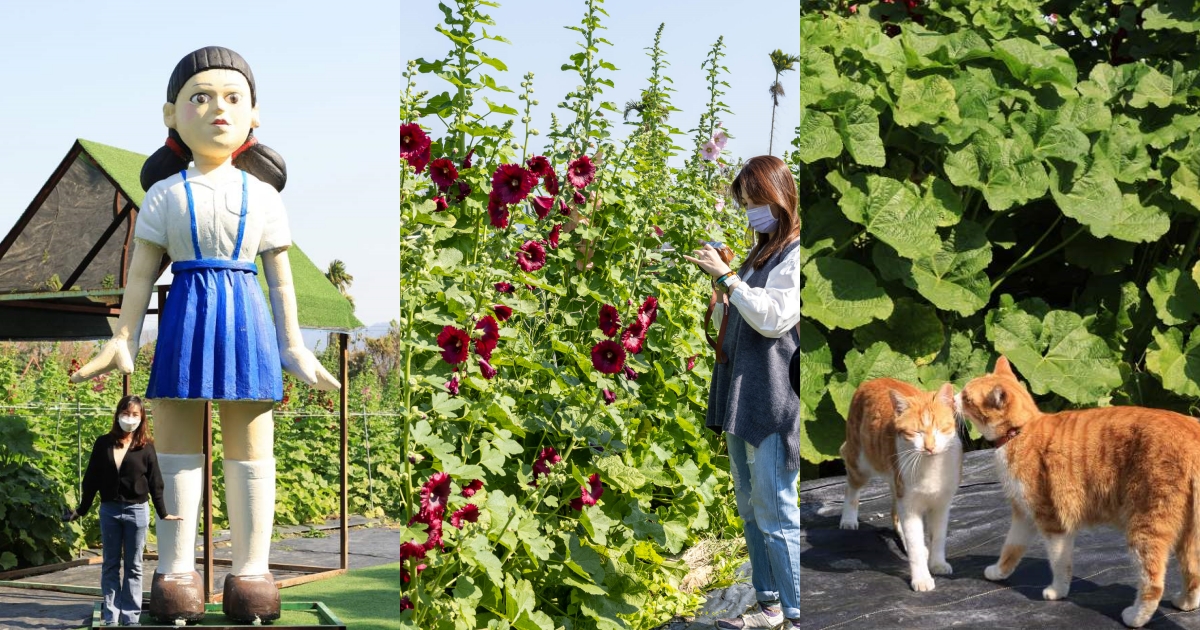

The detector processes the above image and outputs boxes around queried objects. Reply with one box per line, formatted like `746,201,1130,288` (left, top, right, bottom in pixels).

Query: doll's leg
147,399,206,623
218,401,280,622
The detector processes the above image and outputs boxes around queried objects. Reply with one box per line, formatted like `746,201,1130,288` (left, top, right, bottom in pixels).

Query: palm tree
325,259,355,309
768,49,801,155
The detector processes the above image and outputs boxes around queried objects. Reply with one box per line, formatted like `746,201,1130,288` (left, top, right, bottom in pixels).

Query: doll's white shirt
134,167,291,262
712,245,801,339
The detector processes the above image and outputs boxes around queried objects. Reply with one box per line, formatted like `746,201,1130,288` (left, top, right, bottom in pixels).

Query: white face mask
746,204,778,233
118,414,141,433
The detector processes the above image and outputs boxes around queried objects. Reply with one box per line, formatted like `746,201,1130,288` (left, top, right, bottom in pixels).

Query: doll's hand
70,336,137,383
280,347,341,391
162,514,183,521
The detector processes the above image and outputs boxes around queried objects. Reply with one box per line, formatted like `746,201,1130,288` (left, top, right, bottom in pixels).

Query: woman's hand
162,514,183,521
280,346,342,391
69,336,137,383
682,242,733,278
62,508,79,522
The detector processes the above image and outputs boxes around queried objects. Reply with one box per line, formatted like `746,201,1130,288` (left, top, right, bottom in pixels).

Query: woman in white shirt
683,155,802,628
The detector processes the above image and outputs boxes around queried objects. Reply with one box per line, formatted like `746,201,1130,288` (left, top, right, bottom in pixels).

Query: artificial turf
280,562,401,629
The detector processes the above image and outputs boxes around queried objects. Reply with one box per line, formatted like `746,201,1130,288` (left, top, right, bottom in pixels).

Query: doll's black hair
140,46,287,192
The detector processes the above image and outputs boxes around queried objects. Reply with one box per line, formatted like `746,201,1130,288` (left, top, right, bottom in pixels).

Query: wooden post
339,332,349,571
203,400,213,603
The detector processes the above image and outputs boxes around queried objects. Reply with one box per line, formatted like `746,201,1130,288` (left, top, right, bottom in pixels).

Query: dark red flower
602,389,616,405
531,196,555,220
476,315,499,343
461,148,475,169
400,123,430,159
547,224,560,249
450,504,480,529
567,155,596,189
433,196,448,212
401,596,414,611
526,155,553,178
436,326,470,364
623,365,638,381
454,180,472,202
488,190,510,229
461,479,484,497
474,337,496,361
429,158,459,189
495,282,515,294
559,200,571,216
638,296,659,325
419,472,453,516
422,518,444,551
653,225,664,237
405,146,430,174
543,174,559,195
573,191,586,206
516,240,547,272
400,540,427,561
621,319,646,354
491,163,537,205
479,358,497,380
591,340,626,374
570,473,604,510
598,304,621,337
531,446,562,486
446,374,460,396
687,355,697,371
493,304,513,322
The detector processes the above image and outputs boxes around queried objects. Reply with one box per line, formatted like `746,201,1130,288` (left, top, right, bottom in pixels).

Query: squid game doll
71,46,340,623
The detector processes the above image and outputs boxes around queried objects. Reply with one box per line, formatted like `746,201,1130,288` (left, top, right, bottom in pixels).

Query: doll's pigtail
139,129,192,192
232,129,287,192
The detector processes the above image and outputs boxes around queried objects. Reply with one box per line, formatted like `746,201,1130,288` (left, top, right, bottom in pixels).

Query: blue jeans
727,432,802,619
99,501,148,624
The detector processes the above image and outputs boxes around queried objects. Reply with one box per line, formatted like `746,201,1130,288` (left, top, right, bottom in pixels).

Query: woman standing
64,395,180,626
683,155,802,628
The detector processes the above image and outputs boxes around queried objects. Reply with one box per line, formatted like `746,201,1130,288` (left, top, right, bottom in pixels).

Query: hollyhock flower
400,539,427,561
492,304,513,322
531,446,562,485
602,389,616,405
516,240,547,272
567,155,596,188
479,358,497,380
547,224,560,249
532,196,555,220
423,518,445,550
591,340,626,374
713,129,729,148
573,190,586,206
543,174,559,195
495,282,515,294
462,479,484,497
526,155,553,178
491,163,537,205
715,200,725,212
639,296,659,325
476,315,500,343
433,196,448,212
400,123,430,160
653,225,664,237
461,148,475,169
559,200,571,216
474,337,496,361
687,355,697,371
406,146,430,174
454,180,472,202
401,596,414,611
623,365,638,381
429,157,459,189
488,190,510,229
598,304,621,337
420,472,453,516
450,504,480,529
446,374,460,396
701,141,719,161
436,325,470,365
621,319,647,354
570,473,605,510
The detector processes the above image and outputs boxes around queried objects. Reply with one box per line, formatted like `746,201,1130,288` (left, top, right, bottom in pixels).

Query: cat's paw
984,564,1009,581
1171,591,1200,611
839,516,859,530
1042,583,1070,601
929,559,952,575
910,573,936,592
1121,604,1152,628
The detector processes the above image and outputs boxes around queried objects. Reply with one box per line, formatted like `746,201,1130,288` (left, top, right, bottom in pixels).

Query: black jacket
76,433,168,518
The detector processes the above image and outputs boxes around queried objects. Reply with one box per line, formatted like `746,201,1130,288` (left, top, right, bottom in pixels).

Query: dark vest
705,239,801,471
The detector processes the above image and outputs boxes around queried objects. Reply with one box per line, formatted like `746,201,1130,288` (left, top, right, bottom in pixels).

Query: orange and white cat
840,378,963,592
958,356,1200,628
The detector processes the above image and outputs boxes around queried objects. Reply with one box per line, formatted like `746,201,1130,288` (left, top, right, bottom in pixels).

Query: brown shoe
148,571,205,623
222,573,281,623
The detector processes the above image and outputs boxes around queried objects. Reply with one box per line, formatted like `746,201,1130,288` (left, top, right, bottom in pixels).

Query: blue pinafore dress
145,170,284,401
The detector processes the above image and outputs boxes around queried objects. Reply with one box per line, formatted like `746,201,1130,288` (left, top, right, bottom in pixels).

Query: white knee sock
156,453,203,575
223,458,275,576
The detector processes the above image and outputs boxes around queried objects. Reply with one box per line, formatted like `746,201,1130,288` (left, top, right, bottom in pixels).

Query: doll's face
164,68,259,163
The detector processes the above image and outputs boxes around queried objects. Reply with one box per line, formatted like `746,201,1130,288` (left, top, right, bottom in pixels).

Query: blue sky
0,2,399,330
399,0,801,166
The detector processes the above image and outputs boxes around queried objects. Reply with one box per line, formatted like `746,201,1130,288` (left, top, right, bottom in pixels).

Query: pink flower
713,130,729,149
532,196,555,220
570,473,604,510
479,358,497,380
567,155,596,189
461,479,484,497
701,141,719,162
516,240,547,272
623,365,638,381
653,225,664,237
492,305,513,322
687,355,697,371
547,224,560,249
429,157,459,189
450,504,480,529
591,340,626,374
602,389,616,405
419,472,453,516
715,200,725,212
495,282,515,294
598,304,621,337
526,155,553,178
491,163,537,205
436,326,470,365
446,374,460,396
531,446,562,486
433,196,448,212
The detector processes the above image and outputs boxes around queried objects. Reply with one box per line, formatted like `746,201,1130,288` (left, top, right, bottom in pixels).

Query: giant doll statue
71,46,340,623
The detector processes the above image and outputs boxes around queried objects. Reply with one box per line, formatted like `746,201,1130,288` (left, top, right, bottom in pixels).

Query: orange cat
958,356,1200,628
840,378,963,592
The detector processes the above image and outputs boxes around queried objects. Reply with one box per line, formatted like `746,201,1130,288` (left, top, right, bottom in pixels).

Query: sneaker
715,602,784,629
786,618,802,628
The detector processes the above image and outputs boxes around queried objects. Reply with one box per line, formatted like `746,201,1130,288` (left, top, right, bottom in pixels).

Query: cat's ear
889,389,911,416
985,385,1007,410
937,382,956,409
994,356,1014,377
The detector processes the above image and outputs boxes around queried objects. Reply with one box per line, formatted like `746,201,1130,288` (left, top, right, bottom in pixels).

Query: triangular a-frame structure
0,139,361,340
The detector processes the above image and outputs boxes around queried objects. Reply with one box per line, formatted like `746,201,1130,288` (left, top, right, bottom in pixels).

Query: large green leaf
1169,142,1200,212
1147,327,1200,398
799,319,832,412
944,125,1049,211
798,109,843,163
827,172,941,258
854,298,945,365
1143,0,1200,33
894,74,961,127
801,258,894,330
837,102,886,167
875,221,993,316
1147,265,1200,326
991,37,1077,91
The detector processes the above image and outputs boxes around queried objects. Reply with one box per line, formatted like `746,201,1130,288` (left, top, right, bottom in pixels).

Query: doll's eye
190,93,210,105
227,93,241,105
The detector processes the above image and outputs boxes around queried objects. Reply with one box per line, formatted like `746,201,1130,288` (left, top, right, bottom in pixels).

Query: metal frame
90,602,346,629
